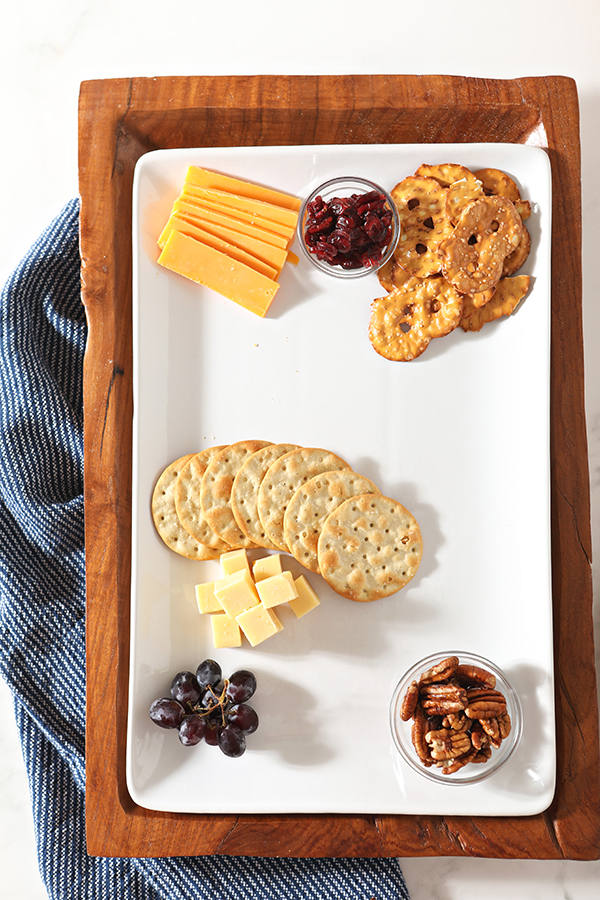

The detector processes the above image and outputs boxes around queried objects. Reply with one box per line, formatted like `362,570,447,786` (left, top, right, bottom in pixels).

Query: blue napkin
0,201,411,899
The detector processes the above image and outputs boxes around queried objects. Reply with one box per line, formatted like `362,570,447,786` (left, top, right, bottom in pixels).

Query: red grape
149,698,185,729
217,723,246,758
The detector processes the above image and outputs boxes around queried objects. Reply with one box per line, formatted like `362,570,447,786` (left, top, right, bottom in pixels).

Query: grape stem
192,678,230,727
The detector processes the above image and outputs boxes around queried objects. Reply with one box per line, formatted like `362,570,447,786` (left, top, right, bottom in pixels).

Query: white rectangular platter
127,143,554,817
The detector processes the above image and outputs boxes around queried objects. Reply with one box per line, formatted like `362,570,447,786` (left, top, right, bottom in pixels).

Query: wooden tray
79,74,600,860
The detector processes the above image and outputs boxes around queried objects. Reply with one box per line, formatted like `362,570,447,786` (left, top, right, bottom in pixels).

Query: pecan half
400,680,419,721
465,688,507,719
420,682,468,714
439,745,479,774
470,720,491,750
411,706,434,765
497,711,512,739
426,728,472,761
418,656,459,685
480,711,511,748
454,663,497,690
471,747,493,764
442,711,472,733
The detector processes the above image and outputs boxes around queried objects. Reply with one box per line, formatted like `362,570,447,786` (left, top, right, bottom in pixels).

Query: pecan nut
481,711,512,747
418,656,459,685
400,680,419,721
470,720,491,750
454,663,497,690
442,711,472,733
426,728,472,761
465,688,507,720
420,682,468,714
411,706,434,765
439,745,479,774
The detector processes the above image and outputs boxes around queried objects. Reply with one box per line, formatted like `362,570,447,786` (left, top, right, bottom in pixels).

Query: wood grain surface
79,74,599,860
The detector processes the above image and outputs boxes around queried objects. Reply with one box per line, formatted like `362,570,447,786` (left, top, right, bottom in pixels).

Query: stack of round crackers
151,440,423,602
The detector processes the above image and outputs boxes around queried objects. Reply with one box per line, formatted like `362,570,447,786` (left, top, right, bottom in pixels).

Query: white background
1,1,599,897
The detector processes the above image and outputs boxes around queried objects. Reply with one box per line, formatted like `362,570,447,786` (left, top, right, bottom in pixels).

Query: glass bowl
297,176,400,278
389,651,523,785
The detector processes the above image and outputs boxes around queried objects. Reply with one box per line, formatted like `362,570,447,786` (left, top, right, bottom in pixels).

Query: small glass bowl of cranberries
298,176,400,278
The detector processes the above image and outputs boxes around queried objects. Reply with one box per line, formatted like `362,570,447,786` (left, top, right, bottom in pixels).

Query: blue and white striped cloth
0,200,411,899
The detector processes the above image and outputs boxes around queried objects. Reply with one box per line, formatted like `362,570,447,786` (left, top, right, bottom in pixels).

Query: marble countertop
1,1,599,897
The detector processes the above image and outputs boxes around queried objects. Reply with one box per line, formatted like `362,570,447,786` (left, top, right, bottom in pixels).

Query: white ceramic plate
127,143,554,816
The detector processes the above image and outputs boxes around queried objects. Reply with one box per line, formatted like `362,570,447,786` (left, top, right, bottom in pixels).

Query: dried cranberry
303,187,394,270
306,215,333,235
364,213,386,242
328,230,352,253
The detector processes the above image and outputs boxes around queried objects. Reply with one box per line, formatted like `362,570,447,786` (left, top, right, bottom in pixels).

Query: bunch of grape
148,658,258,757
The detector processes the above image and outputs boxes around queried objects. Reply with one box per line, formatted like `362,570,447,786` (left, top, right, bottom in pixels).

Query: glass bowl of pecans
298,176,400,278
390,651,523,785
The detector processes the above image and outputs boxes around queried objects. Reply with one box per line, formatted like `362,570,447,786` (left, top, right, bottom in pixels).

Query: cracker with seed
283,469,381,573
257,447,350,553
151,455,221,560
175,446,230,550
201,440,272,548
317,493,422,601
231,443,300,549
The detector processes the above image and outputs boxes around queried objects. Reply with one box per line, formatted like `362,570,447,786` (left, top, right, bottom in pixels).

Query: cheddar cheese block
180,187,296,242
159,167,300,315
236,604,283,647
185,166,302,212
158,229,280,317
160,212,289,271
157,215,278,279
211,613,242,649
172,198,290,250
183,183,298,229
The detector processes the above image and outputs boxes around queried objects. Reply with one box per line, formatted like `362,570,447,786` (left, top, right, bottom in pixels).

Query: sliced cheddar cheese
158,215,277,279
185,166,302,212
161,212,289,271
172,198,290,250
182,184,299,230
158,229,280,318
180,188,296,244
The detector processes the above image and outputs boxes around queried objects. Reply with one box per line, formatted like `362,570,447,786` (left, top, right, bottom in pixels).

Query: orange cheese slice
185,166,301,212
158,216,278,279
172,198,291,250
160,212,289,272
158,229,279,318
182,184,298,234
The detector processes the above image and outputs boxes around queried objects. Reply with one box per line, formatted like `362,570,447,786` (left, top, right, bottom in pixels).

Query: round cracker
175,446,230,550
317,493,422,601
231,443,300,549
283,469,381,573
200,440,272,548
151,455,220,560
257,447,351,553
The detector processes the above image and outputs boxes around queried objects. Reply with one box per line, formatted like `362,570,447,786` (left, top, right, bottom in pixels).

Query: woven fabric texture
0,200,410,899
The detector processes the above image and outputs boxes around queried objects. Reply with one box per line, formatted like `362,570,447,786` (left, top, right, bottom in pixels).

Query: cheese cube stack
157,166,301,317
195,550,320,648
